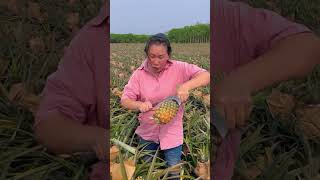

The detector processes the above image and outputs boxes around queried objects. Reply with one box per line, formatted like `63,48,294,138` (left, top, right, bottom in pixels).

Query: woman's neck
146,61,161,75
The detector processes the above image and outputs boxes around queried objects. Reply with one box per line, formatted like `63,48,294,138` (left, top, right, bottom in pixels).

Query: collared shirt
121,59,207,150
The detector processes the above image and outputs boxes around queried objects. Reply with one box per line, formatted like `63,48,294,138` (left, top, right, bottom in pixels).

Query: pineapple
151,97,180,124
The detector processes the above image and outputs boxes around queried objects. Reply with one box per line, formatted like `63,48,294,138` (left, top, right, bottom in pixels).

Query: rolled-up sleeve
182,62,207,81
120,71,140,102
239,2,312,58
35,35,95,126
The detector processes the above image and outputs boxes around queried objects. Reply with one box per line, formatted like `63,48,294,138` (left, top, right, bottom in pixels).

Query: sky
110,0,210,35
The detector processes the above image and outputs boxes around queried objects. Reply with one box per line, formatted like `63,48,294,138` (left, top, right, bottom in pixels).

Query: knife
151,96,182,109
212,108,229,139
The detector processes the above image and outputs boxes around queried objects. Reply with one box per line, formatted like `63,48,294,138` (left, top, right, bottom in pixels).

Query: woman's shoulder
170,59,187,65
169,59,194,67
128,67,145,80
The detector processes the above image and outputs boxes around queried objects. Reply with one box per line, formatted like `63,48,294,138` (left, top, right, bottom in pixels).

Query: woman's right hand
138,101,153,112
213,77,253,129
91,128,108,162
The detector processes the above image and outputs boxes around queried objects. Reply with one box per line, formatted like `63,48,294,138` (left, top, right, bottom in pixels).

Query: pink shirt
121,59,207,150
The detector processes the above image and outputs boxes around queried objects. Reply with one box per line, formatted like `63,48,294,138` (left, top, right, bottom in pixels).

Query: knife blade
212,108,228,139
151,96,182,109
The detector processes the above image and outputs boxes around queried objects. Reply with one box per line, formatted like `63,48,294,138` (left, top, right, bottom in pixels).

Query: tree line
111,23,210,43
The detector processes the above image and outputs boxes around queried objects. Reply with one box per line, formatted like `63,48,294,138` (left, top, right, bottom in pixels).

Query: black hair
144,33,172,56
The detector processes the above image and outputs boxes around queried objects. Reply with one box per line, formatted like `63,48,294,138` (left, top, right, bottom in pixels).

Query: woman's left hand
176,85,190,102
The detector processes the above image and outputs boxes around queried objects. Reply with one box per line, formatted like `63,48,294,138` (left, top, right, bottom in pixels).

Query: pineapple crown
144,33,172,56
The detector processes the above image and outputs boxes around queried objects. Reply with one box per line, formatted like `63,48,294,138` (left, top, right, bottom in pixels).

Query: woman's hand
91,128,108,162
176,85,190,102
121,99,154,112
138,101,153,112
176,71,210,102
213,78,253,129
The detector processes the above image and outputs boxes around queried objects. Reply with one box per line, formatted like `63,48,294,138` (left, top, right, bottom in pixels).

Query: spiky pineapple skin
153,99,179,124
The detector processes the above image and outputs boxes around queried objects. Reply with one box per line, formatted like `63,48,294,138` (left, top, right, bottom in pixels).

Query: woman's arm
214,32,320,129
34,112,106,155
181,71,210,90
121,99,143,110
228,32,320,93
121,99,153,112
177,71,210,102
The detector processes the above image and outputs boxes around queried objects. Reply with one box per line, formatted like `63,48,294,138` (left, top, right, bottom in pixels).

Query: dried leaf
110,160,135,180
66,13,79,30
295,105,320,138
28,2,42,21
194,161,209,180
266,89,296,120
8,83,41,115
118,73,125,78
130,66,136,71
110,146,119,162
192,90,203,99
205,161,210,179
111,60,117,66
112,88,123,98
29,37,45,53
118,62,124,68
203,94,210,106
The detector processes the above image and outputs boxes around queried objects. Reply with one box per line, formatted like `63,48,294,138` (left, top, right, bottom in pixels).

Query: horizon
110,23,210,35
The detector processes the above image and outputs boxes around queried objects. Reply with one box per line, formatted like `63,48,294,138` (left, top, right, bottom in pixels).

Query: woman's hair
144,33,172,56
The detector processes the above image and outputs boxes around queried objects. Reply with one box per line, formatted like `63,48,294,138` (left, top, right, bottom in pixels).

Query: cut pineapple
152,97,180,124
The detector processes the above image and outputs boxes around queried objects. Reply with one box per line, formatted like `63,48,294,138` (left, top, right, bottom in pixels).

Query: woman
120,33,210,178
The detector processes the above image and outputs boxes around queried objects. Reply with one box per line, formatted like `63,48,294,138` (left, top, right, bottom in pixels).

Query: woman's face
147,44,169,73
